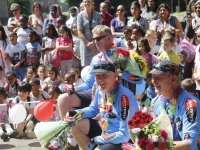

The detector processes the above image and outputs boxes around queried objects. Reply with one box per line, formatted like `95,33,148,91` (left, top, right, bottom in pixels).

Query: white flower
51,140,59,148
151,134,159,142
131,128,141,134
119,53,127,60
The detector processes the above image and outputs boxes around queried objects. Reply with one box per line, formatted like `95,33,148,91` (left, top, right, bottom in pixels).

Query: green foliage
8,0,33,17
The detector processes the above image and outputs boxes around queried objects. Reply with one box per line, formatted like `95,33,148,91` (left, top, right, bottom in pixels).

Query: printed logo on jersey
175,117,182,132
121,95,129,120
185,98,197,123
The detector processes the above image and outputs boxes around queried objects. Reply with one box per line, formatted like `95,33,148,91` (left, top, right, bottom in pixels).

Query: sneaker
1,133,8,140
16,123,24,138
8,130,18,138
25,121,35,138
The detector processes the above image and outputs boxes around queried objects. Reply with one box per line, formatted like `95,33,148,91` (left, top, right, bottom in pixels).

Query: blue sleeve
42,18,49,36
182,99,200,150
95,89,139,144
110,18,116,28
77,89,100,118
146,86,154,99
75,58,95,92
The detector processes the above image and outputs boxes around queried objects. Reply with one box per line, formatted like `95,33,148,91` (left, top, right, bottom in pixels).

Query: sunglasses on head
11,9,19,13
117,9,124,12
92,35,108,42
94,64,110,70
153,64,172,74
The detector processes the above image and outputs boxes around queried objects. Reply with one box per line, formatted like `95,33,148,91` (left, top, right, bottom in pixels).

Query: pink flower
158,141,167,150
138,137,150,149
146,142,155,150
159,130,168,139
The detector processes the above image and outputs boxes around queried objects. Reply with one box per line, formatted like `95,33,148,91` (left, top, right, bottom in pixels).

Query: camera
186,10,191,18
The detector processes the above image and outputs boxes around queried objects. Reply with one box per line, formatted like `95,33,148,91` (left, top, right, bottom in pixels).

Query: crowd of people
0,0,200,150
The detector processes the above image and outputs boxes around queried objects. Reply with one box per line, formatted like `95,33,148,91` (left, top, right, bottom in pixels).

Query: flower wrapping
110,48,148,77
128,111,174,150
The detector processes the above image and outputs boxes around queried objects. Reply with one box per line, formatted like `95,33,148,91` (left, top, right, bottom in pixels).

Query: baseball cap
93,61,115,73
149,60,179,76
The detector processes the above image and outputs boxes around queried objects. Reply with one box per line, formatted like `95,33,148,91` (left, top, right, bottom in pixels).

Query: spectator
141,0,157,23
23,66,37,82
79,2,85,12
66,6,79,28
110,5,128,37
99,2,113,27
187,0,196,18
77,0,102,67
104,0,115,16
7,3,21,31
138,0,147,12
152,3,183,45
56,4,68,23
29,2,47,37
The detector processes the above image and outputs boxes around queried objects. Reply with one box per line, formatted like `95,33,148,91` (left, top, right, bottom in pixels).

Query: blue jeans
13,67,25,81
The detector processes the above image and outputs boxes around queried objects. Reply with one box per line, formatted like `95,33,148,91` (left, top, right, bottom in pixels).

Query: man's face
151,72,173,95
95,71,117,94
100,3,108,14
93,31,110,52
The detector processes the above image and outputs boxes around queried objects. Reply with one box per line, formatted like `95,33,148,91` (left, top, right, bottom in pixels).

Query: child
135,92,151,114
42,24,58,66
131,24,145,50
127,1,149,32
25,30,42,67
42,66,61,91
23,66,37,82
70,68,83,86
29,78,49,101
145,72,156,100
118,26,134,50
56,25,73,77
5,31,25,81
71,22,81,70
136,38,157,70
0,87,18,139
14,14,33,45
0,25,12,74
145,30,160,55
60,72,76,94
56,17,65,32
11,82,36,138
181,78,200,99
48,86,62,121
37,64,46,87
4,72,21,98
158,35,181,64
0,66,6,87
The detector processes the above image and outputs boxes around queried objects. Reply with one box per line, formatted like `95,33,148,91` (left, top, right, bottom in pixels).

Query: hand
14,63,20,69
158,29,165,35
87,42,96,52
0,123,5,127
24,120,28,126
87,139,97,150
186,17,192,26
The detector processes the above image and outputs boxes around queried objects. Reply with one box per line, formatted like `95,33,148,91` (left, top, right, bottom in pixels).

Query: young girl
127,1,149,32
136,38,157,70
42,66,61,91
37,64,46,87
0,25,12,75
120,26,134,50
70,68,83,86
42,24,58,66
4,71,21,98
0,87,18,139
145,30,160,55
23,66,37,82
48,86,62,121
71,22,81,71
131,24,145,50
56,25,74,77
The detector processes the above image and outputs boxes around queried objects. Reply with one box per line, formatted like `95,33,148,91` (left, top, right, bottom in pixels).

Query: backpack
48,49,61,67
179,39,196,63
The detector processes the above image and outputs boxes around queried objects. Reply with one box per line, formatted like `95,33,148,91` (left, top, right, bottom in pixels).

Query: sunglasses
92,35,108,42
11,9,19,13
117,9,124,12
153,64,172,74
94,64,110,70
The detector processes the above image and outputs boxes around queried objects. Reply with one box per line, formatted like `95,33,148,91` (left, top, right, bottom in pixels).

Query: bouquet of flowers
110,48,148,77
127,111,174,150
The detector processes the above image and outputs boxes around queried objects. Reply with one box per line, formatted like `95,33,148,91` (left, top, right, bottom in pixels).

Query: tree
8,0,33,17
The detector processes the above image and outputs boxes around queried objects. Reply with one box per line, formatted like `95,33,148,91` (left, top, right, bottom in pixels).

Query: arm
174,17,183,35
180,50,188,64
7,17,19,31
14,50,25,69
6,53,14,68
110,18,123,37
33,52,41,67
29,15,33,28
24,108,34,125
56,42,72,51
185,17,195,39
173,141,190,150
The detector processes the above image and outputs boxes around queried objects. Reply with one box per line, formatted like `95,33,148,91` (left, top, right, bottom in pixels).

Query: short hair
29,30,38,37
48,86,62,94
181,78,196,93
27,66,37,74
6,71,16,78
32,2,42,12
65,72,76,80
132,24,145,37
20,14,29,21
10,3,21,10
70,68,80,75
17,82,32,93
8,31,17,37
162,34,175,44
123,26,132,33
145,29,157,37
29,78,40,85
92,25,112,36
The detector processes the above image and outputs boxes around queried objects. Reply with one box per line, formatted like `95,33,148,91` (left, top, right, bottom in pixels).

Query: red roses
116,48,130,58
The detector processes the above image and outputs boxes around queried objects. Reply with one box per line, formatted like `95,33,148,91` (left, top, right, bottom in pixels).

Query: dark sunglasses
11,9,19,13
117,9,124,12
153,64,172,74
94,64,110,70
92,35,108,42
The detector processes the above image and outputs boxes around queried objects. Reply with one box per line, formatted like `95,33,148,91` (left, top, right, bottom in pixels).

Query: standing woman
29,2,47,37
7,3,21,31
141,0,157,23
77,0,102,67
152,3,183,45
110,5,128,37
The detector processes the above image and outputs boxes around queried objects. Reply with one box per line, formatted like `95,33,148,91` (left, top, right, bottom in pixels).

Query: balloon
34,101,53,121
10,104,27,124
81,66,90,82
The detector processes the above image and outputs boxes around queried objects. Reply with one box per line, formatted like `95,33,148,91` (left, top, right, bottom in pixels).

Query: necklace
99,81,119,131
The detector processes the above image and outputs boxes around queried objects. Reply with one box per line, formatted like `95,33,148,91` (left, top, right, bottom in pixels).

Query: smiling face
26,69,36,80
19,16,28,29
158,7,169,19
48,71,56,81
83,0,94,10
95,71,117,95
48,89,60,99
196,4,200,17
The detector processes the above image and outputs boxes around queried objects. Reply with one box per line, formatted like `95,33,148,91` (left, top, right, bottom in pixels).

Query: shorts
74,89,92,109
87,119,102,138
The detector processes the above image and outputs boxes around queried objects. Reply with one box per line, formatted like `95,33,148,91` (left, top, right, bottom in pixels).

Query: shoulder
17,42,25,49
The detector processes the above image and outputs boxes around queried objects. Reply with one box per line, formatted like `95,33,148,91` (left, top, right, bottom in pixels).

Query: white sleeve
18,42,25,51
37,43,42,52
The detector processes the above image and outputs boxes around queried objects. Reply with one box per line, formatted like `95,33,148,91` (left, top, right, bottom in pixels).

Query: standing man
69,61,139,150
99,2,113,27
150,60,200,150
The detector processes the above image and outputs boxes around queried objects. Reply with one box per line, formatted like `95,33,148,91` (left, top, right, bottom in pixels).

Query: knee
57,93,70,106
